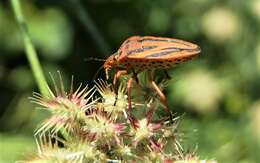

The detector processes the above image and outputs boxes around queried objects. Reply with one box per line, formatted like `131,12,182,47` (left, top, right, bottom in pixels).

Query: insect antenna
93,65,105,81
84,57,106,62
84,57,106,80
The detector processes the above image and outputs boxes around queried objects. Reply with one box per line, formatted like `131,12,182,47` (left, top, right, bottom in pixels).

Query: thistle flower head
20,134,84,163
64,136,107,162
95,79,128,119
129,112,162,145
83,111,125,141
117,145,132,156
145,147,171,162
21,71,214,162
31,75,97,135
20,133,108,163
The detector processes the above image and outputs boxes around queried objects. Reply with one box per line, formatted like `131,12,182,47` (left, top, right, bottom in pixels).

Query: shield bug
104,36,201,113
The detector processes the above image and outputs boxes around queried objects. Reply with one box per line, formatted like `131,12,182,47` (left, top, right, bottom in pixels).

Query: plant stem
68,0,111,56
11,0,50,97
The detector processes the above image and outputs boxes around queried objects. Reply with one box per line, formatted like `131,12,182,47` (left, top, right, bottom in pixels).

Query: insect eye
113,55,119,61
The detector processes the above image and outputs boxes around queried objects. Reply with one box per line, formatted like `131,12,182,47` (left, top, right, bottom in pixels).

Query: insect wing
126,36,200,60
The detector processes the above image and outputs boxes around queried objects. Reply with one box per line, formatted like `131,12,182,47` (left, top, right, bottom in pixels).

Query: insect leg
113,70,128,86
127,77,135,110
150,81,172,116
163,70,171,80
132,71,139,84
113,70,128,106
125,70,139,110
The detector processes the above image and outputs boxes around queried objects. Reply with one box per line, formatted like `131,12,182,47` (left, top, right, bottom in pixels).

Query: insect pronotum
103,36,201,113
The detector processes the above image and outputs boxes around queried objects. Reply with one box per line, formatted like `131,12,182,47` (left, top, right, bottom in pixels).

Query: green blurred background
0,0,260,162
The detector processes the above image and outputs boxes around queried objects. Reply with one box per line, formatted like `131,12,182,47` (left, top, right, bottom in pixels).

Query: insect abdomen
120,58,186,71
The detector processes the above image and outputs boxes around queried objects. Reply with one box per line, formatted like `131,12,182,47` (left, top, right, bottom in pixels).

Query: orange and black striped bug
104,36,201,114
